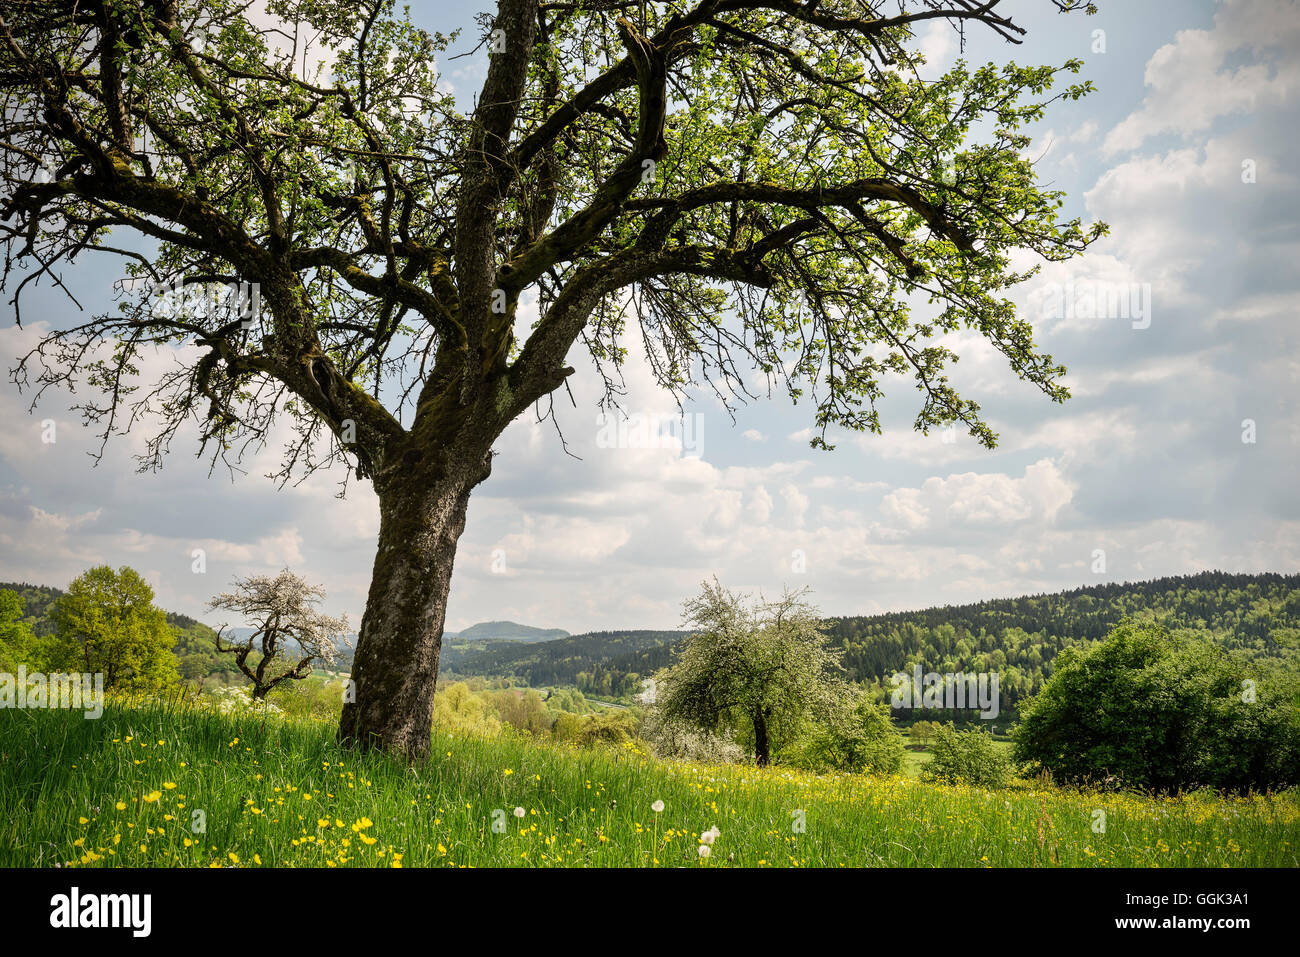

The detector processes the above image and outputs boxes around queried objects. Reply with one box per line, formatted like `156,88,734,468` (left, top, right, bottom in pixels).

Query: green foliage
484,687,553,736
0,583,63,636
0,589,45,671
431,682,504,738
442,630,681,698
828,571,1300,717
656,580,848,765
1013,620,1300,793
922,724,1012,788
0,580,251,687
788,697,906,776
443,573,1299,720
908,720,937,748
553,709,639,749
45,567,177,692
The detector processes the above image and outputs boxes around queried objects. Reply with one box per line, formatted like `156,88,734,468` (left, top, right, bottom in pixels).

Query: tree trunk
754,710,770,767
339,455,489,760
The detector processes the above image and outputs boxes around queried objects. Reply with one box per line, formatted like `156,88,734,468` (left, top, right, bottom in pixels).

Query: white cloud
1103,0,1300,156
880,459,1074,532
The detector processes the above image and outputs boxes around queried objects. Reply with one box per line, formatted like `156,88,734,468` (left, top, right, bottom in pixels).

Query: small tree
656,580,847,766
48,566,177,691
922,723,1011,788
208,570,348,700
908,719,935,749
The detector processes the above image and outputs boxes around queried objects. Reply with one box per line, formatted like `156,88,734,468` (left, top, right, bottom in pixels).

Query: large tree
0,0,1104,759
48,565,178,691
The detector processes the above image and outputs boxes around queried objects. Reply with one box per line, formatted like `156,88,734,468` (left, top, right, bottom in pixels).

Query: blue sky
2,0,1297,633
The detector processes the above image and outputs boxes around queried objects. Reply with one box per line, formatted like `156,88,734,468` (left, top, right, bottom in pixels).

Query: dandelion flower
513,807,526,818
698,844,711,859
651,800,665,813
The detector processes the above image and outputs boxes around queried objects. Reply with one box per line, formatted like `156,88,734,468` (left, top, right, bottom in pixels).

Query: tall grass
1,698,1296,867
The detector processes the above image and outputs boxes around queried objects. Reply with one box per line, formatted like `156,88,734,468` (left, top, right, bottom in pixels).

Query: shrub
1013,619,1300,793
788,698,906,775
432,681,503,737
575,710,638,748
922,723,1011,788
640,706,747,764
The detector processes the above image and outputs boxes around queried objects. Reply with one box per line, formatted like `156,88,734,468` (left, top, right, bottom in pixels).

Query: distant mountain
445,621,569,643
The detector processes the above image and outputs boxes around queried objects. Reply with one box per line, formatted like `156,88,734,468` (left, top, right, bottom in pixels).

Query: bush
432,681,503,737
640,706,747,764
557,709,638,748
922,724,1011,788
1013,619,1300,793
788,698,906,775
272,675,346,722
483,687,551,735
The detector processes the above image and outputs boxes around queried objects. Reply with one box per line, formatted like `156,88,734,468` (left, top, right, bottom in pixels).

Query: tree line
442,571,1300,717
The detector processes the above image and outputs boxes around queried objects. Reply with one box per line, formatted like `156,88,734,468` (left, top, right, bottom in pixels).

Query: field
1,698,1296,868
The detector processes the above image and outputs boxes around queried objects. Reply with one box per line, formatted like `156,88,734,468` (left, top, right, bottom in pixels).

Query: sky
1,0,1297,635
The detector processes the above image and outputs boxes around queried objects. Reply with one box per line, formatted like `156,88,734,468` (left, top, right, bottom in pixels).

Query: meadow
1,698,1296,868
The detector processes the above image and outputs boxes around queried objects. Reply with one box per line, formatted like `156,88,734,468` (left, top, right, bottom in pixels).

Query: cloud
879,459,1074,533
1,3,1298,638
1102,0,1300,156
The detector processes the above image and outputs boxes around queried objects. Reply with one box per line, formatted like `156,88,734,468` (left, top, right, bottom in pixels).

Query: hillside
441,629,685,697
447,621,569,643
7,571,1297,709
443,572,1300,714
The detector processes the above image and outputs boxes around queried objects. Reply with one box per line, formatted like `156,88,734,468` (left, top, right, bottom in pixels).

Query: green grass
1,698,1297,868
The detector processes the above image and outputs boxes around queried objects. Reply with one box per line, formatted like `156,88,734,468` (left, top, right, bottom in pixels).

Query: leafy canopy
1013,619,1300,793
47,565,177,691
1,0,1104,488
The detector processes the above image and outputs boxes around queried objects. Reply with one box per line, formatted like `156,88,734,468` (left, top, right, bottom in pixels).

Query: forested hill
444,572,1300,709
831,570,1299,713
441,630,686,698
0,582,62,634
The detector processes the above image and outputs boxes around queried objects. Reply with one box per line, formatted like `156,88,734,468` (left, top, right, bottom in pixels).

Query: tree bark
339,451,491,760
754,710,770,767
